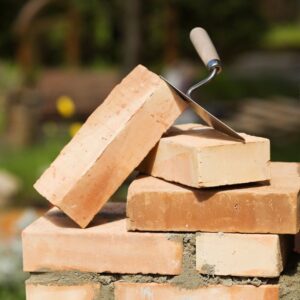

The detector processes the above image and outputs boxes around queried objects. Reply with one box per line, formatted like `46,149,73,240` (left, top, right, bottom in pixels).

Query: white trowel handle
190,27,221,72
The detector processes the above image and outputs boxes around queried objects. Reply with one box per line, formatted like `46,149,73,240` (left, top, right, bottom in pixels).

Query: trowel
161,27,245,142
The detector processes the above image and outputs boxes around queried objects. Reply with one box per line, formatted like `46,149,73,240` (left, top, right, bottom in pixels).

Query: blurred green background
0,0,299,299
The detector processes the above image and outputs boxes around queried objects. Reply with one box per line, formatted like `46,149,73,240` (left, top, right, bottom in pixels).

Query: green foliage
0,62,21,92
179,0,268,57
263,24,300,49
0,104,4,134
271,139,300,162
143,0,268,64
0,128,70,206
0,0,270,66
0,62,22,134
0,283,25,300
199,71,299,102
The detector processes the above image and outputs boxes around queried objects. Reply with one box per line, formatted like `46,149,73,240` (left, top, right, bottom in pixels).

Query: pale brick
22,208,183,274
26,283,100,300
196,233,287,277
34,65,186,228
114,282,279,300
140,123,270,188
127,162,300,233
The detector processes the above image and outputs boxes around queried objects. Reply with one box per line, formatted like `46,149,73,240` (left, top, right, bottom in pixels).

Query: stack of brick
22,65,300,300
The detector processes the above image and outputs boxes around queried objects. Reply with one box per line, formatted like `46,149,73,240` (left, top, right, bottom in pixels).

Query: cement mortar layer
27,233,300,300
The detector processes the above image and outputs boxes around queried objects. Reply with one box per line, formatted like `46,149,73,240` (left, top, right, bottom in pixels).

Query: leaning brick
34,65,187,228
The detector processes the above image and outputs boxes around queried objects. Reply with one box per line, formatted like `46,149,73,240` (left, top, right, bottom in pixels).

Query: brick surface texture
140,123,270,188
22,208,183,274
114,283,279,300
196,233,287,277
26,283,100,300
127,162,300,233
34,65,187,228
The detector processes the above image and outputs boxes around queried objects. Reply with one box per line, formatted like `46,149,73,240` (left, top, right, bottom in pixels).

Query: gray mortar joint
28,232,293,300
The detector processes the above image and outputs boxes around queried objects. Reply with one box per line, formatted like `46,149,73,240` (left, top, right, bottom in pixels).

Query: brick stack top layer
22,203,288,277
22,207,183,274
34,65,187,228
140,123,270,188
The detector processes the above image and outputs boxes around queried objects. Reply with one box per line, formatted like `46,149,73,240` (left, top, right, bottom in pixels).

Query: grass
0,283,25,300
0,128,70,206
263,23,300,49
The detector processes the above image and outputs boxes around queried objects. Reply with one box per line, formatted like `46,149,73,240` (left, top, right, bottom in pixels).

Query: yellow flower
69,122,82,137
56,96,75,118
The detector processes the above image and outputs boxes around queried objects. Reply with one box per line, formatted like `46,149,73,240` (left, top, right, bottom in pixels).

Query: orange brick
22,208,183,274
127,162,300,233
26,283,100,300
114,283,279,300
140,123,270,188
196,233,287,277
34,65,186,228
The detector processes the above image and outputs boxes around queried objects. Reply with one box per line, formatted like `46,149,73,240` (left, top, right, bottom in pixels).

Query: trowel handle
190,27,221,71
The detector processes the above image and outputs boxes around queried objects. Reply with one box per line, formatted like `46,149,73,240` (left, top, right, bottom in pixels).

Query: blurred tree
0,0,23,58
13,0,122,75
2,0,298,70
121,0,141,73
141,0,270,65
260,0,300,23
14,0,83,80
64,5,81,66
164,1,179,64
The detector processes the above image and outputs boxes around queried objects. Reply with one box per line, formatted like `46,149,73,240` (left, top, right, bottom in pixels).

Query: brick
26,283,100,300
139,123,270,188
196,233,287,277
114,282,279,300
295,233,300,254
22,208,183,274
34,65,186,228
127,162,300,233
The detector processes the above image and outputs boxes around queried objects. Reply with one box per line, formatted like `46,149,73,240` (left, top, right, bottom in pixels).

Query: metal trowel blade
161,76,245,142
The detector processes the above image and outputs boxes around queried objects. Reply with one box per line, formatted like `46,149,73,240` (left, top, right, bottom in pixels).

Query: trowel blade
161,76,245,142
